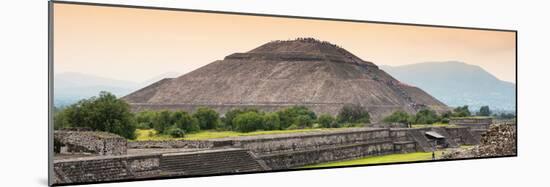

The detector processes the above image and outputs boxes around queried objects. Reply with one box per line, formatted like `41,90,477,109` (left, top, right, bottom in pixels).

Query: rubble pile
441,124,516,159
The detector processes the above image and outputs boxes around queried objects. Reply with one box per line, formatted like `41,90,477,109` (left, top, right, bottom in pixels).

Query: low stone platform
53,126,485,185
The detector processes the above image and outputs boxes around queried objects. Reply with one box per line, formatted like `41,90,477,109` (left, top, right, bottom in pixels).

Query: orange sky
53,3,516,83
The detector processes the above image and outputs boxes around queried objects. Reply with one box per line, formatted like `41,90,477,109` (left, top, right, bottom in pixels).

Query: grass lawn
134,128,336,141
302,151,445,168
411,122,457,128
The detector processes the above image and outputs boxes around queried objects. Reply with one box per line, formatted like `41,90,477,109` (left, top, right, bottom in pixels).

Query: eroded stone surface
54,130,127,156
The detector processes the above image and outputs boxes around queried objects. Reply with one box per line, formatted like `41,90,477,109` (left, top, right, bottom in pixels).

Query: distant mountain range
53,72,179,107
380,61,516,112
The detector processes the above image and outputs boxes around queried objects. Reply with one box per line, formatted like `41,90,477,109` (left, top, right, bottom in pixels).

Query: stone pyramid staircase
160,148,266,176
53,158,129,183
407,130,434,152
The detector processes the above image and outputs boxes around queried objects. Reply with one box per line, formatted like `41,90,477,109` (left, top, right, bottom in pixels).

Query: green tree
292,115,313,129
383,111,411,124
193,107,220,130
233,111,264,132
135,111,157,129
53,110,71,130
166,127,185,138
277,106,317,129
477,106,491,116
337,104,370,124
262,112,281,130
499,112,516,119
317,114,337,128
223,108,259,130
59,91,136,139
414,109,439,124
439,111,452,123
153,110,172,134
171,111,200,133
452,105,471,117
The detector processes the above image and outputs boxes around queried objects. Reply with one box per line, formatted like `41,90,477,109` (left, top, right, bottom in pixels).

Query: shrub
477,106,491,116
499,112,516,119
277,106,317,129
286,124,300,130
452,105,471,117
317,114,336,128
193,107,220,130
153,110,172,134
135,111,157,129
263,113,281,130
223,108,259,130
167,127,185,138
383,111,411,124
337,104,370,124
136,122,152,129
292,115,313,129
53,110,71,130
171,111,200,133
57,91,137,139
414,109,440,124
233,112,264,132
340,123,363,128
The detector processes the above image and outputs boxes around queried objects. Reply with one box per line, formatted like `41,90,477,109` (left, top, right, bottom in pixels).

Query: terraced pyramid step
53,157,130,183
159,148,265,176
407,130,434,152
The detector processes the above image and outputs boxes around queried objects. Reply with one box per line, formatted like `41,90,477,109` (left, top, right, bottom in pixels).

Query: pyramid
123,38,449,121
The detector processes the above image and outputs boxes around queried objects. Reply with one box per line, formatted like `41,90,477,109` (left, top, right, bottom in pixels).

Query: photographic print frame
48,1,517,186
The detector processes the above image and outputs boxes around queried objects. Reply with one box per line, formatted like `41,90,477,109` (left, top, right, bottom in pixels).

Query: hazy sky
54,3,516,83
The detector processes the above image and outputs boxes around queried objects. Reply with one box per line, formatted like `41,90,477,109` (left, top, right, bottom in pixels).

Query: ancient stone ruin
441,123,517,159
54,128,127,156
450,117,493,130
54,126,485,184
123,38,449,121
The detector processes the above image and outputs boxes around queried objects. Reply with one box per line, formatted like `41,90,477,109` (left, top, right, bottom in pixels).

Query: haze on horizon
54,3,516,83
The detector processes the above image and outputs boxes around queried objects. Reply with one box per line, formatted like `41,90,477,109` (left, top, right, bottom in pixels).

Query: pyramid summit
237,38,376,67
123,38,449,121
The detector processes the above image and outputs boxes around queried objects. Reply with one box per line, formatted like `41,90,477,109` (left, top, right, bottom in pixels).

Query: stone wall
226,128,390,155
54,130,127,156
53,154,161,184
444,127,479,145
259,141,394,169
128,139,232,149
53,126,485,183
450,117,492,130
393,141,417,153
